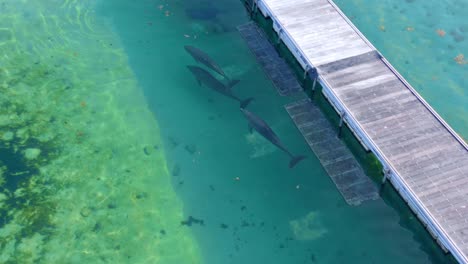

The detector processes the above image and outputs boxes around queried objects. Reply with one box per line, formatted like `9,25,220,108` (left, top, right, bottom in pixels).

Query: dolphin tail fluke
228,79,240,89
289,155,306,168
240,97,254,109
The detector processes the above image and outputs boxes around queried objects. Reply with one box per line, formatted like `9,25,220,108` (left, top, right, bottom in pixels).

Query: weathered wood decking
285,99,379,205
237,22,302,96
252,0,468,262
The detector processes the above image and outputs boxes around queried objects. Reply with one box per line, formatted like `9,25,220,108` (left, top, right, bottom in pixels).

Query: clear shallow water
0,0,464,263
98,0,460,263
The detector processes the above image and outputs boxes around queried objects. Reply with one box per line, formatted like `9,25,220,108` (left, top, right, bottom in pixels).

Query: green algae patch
0,1,202,263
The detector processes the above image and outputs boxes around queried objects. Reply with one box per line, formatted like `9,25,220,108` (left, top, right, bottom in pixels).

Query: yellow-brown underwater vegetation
0,0,202,263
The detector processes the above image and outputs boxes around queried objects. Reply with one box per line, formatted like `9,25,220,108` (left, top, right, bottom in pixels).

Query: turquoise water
0,0,464,263
98,0,461,263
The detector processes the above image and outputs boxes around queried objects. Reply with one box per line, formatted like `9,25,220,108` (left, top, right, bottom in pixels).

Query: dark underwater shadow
183,0,236,34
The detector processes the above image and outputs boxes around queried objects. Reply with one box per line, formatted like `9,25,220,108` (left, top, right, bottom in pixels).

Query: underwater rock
289,211,327,240
92,222,102,233
143,145,159,155
2,131,14,141
24,148,41,160
135,192,148,200
107,202,117,209
143,146,152,156
80,207,92,217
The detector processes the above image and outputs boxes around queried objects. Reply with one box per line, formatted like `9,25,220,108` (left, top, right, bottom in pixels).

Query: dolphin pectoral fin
227,79,240,89
223,75,231,83
289,155,306,168
196,78,202,86
240,97,254,109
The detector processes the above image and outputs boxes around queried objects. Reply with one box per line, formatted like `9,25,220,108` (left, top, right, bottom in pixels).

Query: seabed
0,1,202,263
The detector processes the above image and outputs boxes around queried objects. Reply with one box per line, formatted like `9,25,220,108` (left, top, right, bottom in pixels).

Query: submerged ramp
255,0,468,262
285,99,379,206
238,21,378,206
237,22,302,96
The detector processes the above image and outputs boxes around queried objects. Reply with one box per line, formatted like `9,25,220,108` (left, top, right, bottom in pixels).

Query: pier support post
311,78,317,98
383,168,391,184
338,112,345,138
305,67,318,98
275,29,283,47
380,168,391,191
248,0,258,18
303,65,310,80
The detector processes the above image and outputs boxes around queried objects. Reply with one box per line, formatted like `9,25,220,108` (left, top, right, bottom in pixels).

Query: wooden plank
285,99,379,206
237,22,302,96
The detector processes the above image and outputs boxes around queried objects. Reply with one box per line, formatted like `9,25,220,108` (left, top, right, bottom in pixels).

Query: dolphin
187,65,253,108
240,108,306,168
184,45,230,80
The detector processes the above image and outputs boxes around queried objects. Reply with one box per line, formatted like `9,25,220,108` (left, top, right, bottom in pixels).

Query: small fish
181,216,205,227
184,144,197,155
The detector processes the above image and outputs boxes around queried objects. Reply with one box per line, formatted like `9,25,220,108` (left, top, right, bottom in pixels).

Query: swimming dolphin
184,45,230,80
240,108,306,168
187,65,253,108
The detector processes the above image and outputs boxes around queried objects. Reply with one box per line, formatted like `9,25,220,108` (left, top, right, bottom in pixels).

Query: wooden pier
248,0,468,262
